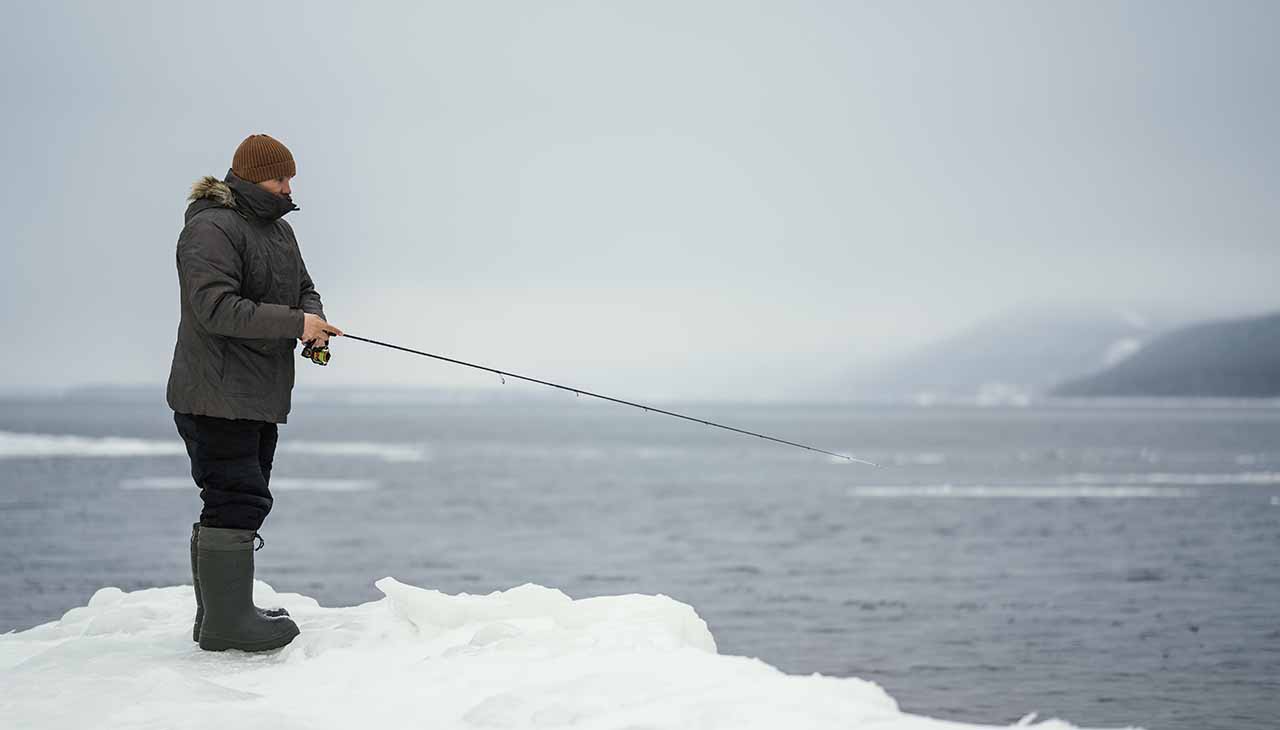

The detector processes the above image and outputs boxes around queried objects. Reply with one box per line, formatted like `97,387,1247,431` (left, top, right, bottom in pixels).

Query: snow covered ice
0,578,1120,729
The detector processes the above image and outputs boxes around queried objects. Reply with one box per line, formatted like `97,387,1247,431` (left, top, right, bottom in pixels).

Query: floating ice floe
0,430,428,463
119,477,379,492
1055,471,1280,486
0,578,1121,729
848,484,1198,499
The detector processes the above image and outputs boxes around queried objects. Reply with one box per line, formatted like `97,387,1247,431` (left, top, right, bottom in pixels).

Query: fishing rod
302,334,877,466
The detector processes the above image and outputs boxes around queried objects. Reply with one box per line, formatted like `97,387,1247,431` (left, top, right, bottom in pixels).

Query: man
167,133,342,652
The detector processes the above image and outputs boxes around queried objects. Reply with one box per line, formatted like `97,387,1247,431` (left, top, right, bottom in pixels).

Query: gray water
1,396,1277,729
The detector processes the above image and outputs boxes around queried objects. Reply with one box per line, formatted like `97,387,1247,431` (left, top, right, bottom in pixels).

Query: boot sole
199,623,300,652
193,609,290,643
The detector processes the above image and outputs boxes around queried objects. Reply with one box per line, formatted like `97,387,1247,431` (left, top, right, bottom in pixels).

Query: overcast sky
2,1,1276,399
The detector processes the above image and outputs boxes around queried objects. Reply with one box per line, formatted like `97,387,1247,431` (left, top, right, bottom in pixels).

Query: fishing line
337,333,878,466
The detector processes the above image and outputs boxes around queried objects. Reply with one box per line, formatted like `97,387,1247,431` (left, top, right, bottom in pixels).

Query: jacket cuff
289,307,306,338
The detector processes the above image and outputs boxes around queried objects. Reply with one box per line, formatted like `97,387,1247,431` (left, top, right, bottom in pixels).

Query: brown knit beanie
231,134,296,183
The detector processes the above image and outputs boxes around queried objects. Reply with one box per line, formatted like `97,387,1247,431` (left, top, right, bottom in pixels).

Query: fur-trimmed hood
188,175,237,208
185,169,298,222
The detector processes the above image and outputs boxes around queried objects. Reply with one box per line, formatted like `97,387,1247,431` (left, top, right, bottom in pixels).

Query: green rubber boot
196,526,299,652
190,523,289,642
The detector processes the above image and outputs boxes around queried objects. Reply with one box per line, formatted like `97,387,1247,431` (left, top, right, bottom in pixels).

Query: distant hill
1052,311,1280,398
843,306,1176,402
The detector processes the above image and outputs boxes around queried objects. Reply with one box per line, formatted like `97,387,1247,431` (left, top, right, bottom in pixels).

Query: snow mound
0,579,1112,729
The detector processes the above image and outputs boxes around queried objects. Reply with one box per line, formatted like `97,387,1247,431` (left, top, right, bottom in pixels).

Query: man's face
256,175,293,197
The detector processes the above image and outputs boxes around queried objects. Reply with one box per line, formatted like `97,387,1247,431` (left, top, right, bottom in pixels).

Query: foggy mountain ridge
1052,310,1280,398
839,305,1187,402
18,306,1279,405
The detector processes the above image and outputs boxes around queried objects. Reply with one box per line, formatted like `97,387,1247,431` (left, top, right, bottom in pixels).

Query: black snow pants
174,412,279,531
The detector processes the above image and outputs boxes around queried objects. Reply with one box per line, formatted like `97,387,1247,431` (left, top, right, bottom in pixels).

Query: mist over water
2,396,1277,729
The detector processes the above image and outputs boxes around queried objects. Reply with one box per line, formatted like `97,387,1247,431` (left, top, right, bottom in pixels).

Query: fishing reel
301,340,331,366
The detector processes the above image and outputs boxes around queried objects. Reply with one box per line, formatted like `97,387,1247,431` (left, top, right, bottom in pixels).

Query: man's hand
301,313,343,347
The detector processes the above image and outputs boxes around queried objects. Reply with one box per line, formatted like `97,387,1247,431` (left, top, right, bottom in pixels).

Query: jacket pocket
222,340,279,396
